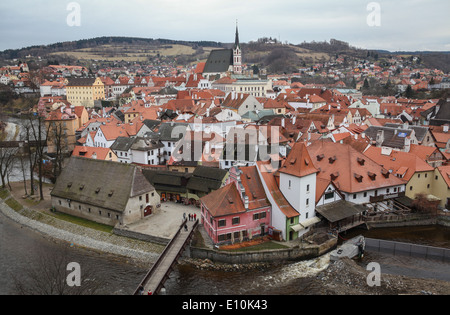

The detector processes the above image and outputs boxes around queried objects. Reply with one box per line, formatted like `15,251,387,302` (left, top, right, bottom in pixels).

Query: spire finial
234,20,240,49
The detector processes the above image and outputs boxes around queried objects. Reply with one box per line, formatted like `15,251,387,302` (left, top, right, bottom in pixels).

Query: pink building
200,166,271,245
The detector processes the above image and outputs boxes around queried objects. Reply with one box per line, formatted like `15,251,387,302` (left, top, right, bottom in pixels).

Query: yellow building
364,146,435,200
66,77,105,108
432,166,450,209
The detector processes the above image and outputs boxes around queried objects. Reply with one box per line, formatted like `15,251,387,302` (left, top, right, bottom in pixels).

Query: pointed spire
234,19,240,49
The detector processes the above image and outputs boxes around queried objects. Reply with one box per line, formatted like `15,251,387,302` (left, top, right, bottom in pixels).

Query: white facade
340,185,406,205
316,183,342,206
93,128,116,148
256,165,290,240
279,172,317,222
131,148,161,165
116,149,132,164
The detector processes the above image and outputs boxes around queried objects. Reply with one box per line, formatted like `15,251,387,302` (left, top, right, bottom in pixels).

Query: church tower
233,21,242,74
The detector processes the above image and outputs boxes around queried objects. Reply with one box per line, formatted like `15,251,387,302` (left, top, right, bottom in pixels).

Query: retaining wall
190,237,337,264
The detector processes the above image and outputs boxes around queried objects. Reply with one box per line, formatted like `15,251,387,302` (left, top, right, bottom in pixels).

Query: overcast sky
1,0,449,52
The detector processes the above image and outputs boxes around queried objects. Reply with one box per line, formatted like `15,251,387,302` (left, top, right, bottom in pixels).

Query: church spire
234,20,240,50
233,20,242,75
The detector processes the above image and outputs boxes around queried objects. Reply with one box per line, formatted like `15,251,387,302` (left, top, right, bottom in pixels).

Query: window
306,184,310,192
325,192,334,200
410,186,413,191
289,180,291,189
232,217,240,225
363,192,368,198
353,194,357,200
218,219,226,227
260,212,266,219
306,198,309,206
253,213,260,220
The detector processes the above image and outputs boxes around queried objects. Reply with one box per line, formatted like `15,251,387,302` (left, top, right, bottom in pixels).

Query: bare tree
12,247,101,295
28,115,48,200
0,147,19,190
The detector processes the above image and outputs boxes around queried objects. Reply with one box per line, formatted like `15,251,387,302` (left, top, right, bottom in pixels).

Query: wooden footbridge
134,218,199,295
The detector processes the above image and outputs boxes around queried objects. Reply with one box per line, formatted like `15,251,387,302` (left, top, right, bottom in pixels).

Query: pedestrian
189,213,192,221
194,213,197,221
184,224,188,231
148,290,152,295
183,213,186,220
138,285,144,295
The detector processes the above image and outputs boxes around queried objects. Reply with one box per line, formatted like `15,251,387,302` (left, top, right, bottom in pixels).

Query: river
1,206,449,295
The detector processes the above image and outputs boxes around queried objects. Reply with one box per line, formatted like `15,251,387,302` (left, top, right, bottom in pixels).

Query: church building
202,23,243,79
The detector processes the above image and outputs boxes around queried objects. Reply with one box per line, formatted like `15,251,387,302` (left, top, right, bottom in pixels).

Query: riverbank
0,185,164,265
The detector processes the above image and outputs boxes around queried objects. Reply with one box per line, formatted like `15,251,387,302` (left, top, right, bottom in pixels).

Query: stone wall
189,237,337,264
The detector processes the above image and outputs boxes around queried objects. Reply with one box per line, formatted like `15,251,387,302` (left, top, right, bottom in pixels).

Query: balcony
369,191,405,203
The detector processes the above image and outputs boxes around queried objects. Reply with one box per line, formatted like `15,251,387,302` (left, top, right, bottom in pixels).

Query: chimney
444,125,449,133
282,118,285,128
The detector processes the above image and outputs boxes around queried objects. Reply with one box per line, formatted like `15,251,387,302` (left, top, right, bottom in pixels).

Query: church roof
203,49,233,74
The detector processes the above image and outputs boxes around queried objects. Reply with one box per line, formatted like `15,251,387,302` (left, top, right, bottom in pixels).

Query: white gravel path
0,197,162,263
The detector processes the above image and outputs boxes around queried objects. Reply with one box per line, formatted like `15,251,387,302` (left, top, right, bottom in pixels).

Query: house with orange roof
306,141,406,206
275,142,322,238
39,79,67,97
409,144,447,168
262,98,293,115
45,105,89,154
93,124,131,148
432,165,450,209
200,166,271,245
221,92,263,116
363,146,434,200
72,146,117,161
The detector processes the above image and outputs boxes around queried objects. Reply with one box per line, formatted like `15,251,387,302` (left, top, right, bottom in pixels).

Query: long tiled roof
306,141,406,193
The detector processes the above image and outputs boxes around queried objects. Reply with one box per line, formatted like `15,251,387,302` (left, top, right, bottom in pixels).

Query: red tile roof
307,141,406,193
364,146,434,181
257,161,299,219
237,166,271,210
279,142,319,178
200,183,246,217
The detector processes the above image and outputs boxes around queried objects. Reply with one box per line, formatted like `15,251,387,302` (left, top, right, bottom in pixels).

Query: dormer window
354,174,363,183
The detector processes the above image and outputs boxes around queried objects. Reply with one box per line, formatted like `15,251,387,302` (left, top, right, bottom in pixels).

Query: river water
1,207,449,295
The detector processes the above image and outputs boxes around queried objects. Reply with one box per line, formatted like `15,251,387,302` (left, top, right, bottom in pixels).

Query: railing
365,238,450,262
369,191,405,203
133,218,199,295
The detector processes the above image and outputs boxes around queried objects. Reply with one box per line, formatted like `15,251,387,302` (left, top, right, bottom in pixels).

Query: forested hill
0,36,224,60
1,36,450,74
